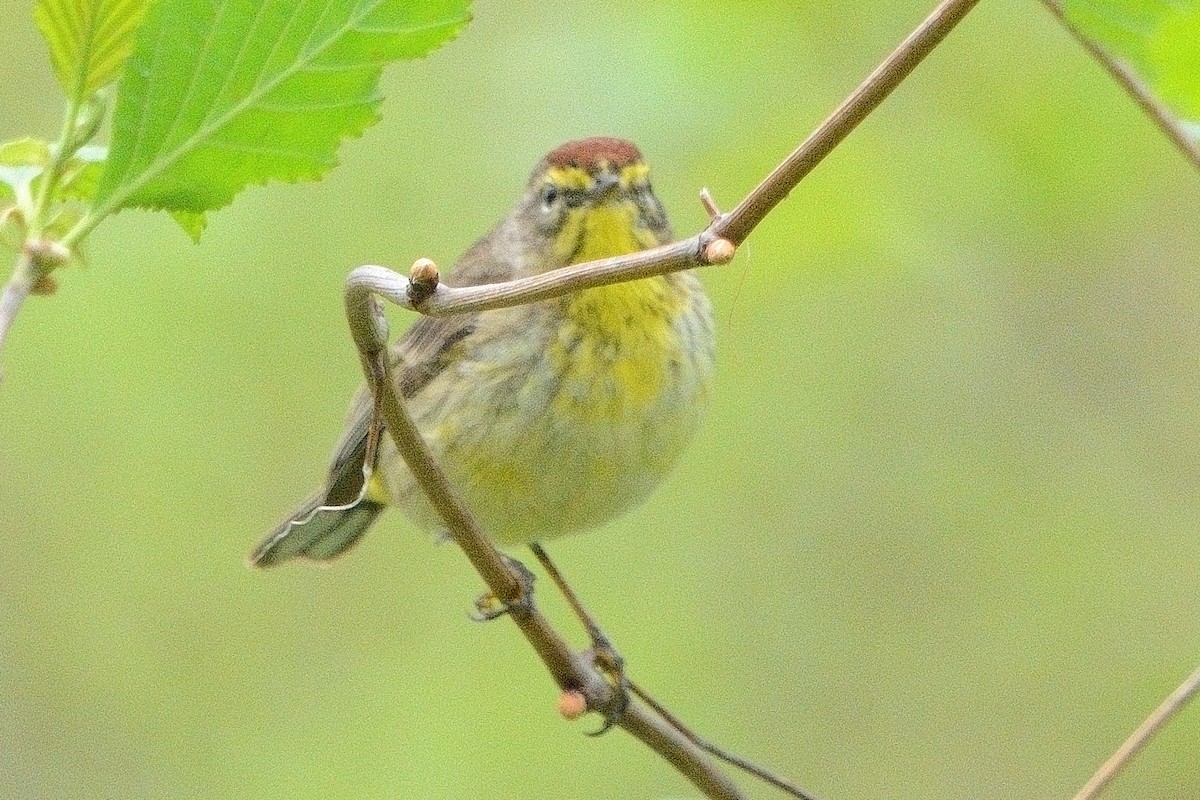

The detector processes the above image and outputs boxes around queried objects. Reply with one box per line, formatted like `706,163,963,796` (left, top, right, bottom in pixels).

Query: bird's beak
589,172,620,200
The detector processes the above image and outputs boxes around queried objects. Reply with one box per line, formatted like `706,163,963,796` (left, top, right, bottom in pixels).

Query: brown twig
344,0,984,796
0,251,37,373
1041,7,1200,796
699,187,723,221
1039,0,1200,173
1071,661,1200,800
344,281,749,800
715,0,982,245
347,0,984,321
627,679,820,800
0,241,66,377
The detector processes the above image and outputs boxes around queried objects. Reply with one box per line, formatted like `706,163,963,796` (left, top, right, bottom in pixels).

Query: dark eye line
541,187,590,208
563,189,591,207
541,181,651,212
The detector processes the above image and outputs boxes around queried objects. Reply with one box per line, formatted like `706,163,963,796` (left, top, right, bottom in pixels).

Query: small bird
250,137,715,567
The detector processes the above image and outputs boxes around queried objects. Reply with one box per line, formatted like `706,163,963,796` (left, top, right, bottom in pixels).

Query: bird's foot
470,555,536,621
584,631,630,735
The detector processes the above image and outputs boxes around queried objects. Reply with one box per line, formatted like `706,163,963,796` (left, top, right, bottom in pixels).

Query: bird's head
504,137,673,272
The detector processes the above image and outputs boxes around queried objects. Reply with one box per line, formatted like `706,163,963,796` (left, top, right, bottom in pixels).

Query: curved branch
345,274,748,800
343,0,985,796
350,0,983,321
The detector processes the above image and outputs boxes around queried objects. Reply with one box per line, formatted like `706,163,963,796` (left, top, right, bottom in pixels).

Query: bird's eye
541,184,559,207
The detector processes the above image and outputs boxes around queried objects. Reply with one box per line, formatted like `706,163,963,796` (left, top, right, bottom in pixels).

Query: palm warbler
251,137,714,566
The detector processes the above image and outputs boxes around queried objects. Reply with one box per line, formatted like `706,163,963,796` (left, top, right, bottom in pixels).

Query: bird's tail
249,493,384,568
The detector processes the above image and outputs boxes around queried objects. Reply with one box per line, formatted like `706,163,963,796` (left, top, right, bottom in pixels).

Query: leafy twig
1039,0,1200,173
343,1,983,796
0,88,91,372
1072,661,1200,800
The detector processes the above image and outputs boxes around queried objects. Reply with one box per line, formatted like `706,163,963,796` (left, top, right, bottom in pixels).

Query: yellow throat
546,164,685,418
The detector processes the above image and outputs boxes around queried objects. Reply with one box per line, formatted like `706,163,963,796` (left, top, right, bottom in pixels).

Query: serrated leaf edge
97,9,463,216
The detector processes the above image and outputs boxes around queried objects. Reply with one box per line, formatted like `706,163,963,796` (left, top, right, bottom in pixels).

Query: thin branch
1,88,90,371
715,0,982,245
628,679,820,800
0,251,39,375
1014,9,1200,792
1072,661,1200,800
347,0,984,321
344,0,986,796
344,282,748,800
345,241,700,316
1039,0,1200,173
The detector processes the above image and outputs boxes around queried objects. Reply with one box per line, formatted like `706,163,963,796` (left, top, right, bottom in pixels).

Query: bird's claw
470,555,536,621
584,634,630,736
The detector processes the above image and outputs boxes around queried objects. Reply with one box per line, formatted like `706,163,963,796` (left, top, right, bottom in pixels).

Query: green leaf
59,144,108,202
0,140,107,213
1148,5,1200,118
92,0,470,232
33,0,151,101
0,139,52,212
169,210,207,242
1065,0,1200,131
0,139,52,168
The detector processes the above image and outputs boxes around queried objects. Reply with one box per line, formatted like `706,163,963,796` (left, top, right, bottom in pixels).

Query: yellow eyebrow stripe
545,166,593,191
618,162,650,188
544,162,651,192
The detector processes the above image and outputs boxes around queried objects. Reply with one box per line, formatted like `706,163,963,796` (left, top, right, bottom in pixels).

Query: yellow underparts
549,195,685,421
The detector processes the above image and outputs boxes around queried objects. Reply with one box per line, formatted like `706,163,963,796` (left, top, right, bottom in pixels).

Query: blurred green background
3,1,1200,798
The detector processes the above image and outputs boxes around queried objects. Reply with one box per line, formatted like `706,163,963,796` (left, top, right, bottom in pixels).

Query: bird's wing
252,226,522,566
320,230,520,504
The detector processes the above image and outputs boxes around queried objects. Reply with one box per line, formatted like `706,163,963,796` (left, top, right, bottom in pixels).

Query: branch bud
0,206,26,250
557,690,588,721
702,237,735,265
407,257,440,304
31,275,58,296
699,187,722,221
23,239,72,271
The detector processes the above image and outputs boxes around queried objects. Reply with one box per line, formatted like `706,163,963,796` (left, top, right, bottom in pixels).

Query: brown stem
347,0,985,322
343,0,987,796
1040,0,1200,174
628,679,820,800
715,0,984,245
0,251,38,374
344,280,748,800
1071,661,1200,800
